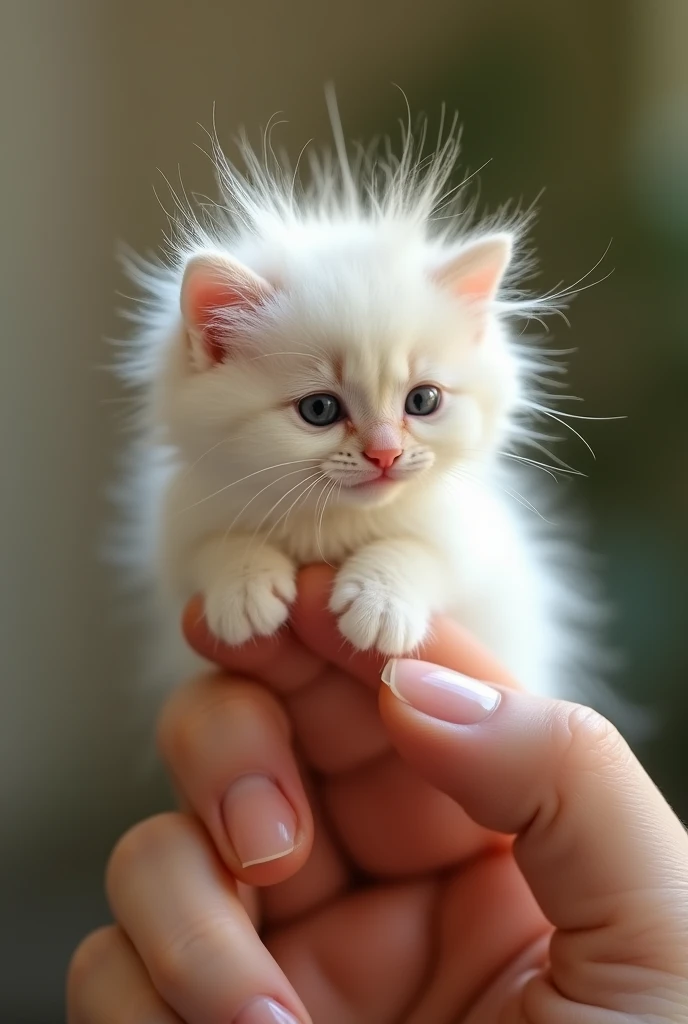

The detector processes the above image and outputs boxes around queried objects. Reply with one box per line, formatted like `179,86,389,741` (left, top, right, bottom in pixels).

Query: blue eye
298,393,343,426
405,386,441,416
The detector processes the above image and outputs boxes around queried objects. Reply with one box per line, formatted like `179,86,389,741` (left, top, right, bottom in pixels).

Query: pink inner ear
186,277,253,365
454,266,500,302
433,235,512,310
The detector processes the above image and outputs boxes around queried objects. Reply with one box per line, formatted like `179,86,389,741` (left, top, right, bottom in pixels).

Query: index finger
182,595,325,694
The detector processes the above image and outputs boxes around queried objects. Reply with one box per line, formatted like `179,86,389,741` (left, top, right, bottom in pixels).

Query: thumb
379,658,688,1006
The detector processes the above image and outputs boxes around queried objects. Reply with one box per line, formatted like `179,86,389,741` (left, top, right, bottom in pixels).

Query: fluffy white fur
116,111,602,699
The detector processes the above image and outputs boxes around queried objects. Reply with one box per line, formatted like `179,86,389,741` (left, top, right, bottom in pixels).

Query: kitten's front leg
331,539,447,656
191,534,297,646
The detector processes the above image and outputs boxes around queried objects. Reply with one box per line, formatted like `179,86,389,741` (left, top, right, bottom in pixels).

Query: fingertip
181,596,324,692
181,594,208,651
184,569,338,666
291,570,387,688
292,565,336,621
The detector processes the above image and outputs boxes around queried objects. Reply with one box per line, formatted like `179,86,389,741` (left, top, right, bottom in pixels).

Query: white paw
330,561,430,656
203,547,297,646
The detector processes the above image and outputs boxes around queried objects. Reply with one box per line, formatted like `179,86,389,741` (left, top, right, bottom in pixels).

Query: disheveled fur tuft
112,99,619,711
115,101,569,387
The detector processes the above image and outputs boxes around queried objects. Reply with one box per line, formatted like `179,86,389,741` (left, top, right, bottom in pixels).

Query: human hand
68,566,688,1022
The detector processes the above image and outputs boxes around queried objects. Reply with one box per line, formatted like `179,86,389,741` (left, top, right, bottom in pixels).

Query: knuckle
155,688,189,767
157,678,290,773
148,918,230,1011
528,703,629,839
155,674,216,766
565,702,628,769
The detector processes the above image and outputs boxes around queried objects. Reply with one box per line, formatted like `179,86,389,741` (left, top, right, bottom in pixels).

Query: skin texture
67,566,688,1023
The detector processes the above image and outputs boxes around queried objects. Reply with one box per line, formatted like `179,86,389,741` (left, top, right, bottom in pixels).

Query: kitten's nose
363,447,403,470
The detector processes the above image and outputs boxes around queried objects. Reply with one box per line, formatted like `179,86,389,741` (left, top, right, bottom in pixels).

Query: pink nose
363,447,403,470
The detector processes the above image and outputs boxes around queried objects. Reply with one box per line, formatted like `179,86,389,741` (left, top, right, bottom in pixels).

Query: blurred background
1,0,687,1019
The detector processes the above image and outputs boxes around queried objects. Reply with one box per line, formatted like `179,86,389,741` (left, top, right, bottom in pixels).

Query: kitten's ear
433,233,513,305
180,252,273,368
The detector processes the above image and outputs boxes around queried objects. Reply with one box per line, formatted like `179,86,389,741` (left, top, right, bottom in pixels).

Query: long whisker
527,400,626,423
250,471,323,543
280,473,326,534
315,479,339,567
500,455,558,482
532,394,584,403
176,459,321,514
527,405,596,459
219,468,319,543
495,484,552,523
262,473,327,546
174,431,241,487
452,468,553,523
463,446,583,481
290,475,329,526
520,437,581,472
312,475,330,552
498,451,585,478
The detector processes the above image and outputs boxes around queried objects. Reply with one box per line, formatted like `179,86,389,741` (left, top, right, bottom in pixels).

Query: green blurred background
1,0,686,1019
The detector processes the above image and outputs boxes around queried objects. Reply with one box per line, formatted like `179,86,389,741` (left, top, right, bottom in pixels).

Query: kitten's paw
330,562,430,656
203,547,297,646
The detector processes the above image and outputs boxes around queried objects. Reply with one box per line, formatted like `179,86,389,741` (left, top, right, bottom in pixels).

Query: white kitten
115,113,603,700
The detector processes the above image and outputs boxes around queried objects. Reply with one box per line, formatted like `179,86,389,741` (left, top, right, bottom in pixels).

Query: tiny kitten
116,109,602,700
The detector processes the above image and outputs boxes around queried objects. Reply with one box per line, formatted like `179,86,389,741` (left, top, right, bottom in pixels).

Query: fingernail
234,996,301,1023
381,660,501,724
222,775,296,868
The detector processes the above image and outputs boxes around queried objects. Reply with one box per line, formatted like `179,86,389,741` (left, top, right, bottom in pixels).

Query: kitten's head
158,220,521,512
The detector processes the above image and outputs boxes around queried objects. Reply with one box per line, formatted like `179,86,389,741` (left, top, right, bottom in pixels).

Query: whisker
266,473,327,543
527,400,626,423
174,431,241,486
315,478,339,567
176,459,320,514
498,451,585,478
521,438,582,473
462,446,583,480
451,468,553,523
250,471,323,543
500,455,558,482
254,474,328,557
219,468,319,543
526,405,596,459
312,475,330,549
532,394,584,403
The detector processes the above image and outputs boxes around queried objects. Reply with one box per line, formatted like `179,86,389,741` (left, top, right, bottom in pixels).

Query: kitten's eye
405,385,441,416
298,393,343,426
